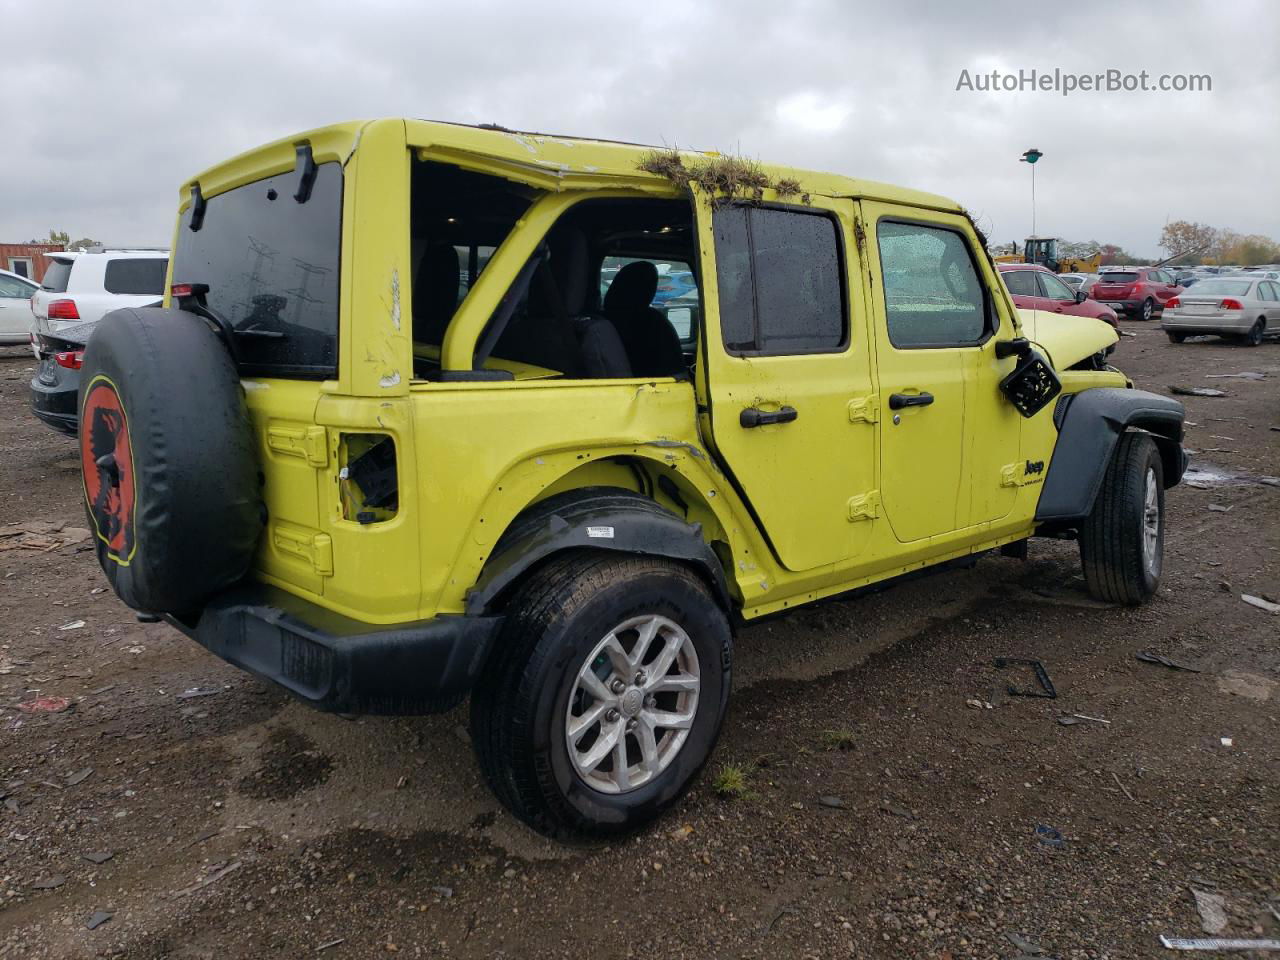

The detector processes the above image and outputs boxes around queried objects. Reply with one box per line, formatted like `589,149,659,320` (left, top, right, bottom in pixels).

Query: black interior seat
413,244,461,346
494,228,632,378
604,261,686,377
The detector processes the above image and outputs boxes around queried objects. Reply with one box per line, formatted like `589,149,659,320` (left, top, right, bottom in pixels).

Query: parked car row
997,263,1119,328
18,250,169,435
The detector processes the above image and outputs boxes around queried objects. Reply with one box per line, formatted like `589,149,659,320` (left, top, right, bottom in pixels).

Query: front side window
1038,272,1077,300
104,258,169,296
713,205,845,355
877,221,987,348
172,162,343,377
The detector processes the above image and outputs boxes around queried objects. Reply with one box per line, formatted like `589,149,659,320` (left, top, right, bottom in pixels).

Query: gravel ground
0,325,1277,959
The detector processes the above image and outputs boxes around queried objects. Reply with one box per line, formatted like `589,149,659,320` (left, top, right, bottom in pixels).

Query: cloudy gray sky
2,0,1276,257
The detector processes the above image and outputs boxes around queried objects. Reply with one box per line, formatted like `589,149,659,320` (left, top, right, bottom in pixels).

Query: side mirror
1075,290,1088,304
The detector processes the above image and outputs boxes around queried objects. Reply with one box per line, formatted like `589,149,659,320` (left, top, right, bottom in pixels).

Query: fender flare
465,487,732,615
1035,387,1188,524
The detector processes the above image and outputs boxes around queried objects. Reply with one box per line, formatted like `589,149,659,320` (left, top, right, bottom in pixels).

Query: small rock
86,910,112,930
1191,888,1228,934
65,767,94,787
32,875,67,890
818,795,846,809
82,851,114,864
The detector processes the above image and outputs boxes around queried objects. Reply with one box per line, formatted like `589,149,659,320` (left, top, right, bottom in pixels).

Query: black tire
79,308,263,614
1243,319,1265,347
470,551,732,839
1166,331,1185,344
1079,432,1164,605
1140,298,1155,322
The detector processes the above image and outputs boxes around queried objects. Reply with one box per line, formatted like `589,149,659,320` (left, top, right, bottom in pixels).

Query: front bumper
167,584,504,714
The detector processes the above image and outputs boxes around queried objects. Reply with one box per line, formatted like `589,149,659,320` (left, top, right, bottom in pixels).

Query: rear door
698,196,877,571
1001,269,1051,312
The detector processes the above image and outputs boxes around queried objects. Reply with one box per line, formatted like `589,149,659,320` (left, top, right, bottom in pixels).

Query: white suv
33,249,169,338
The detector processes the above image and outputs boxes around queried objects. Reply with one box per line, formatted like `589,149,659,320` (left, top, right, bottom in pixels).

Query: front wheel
1079,432,1165,605
1140,298,1155,321
470,552,732,838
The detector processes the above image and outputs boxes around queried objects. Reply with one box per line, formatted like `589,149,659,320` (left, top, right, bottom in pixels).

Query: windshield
171,162,342,378
1187,279,1253,297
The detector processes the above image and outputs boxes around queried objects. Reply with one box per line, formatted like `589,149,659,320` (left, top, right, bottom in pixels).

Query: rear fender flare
465,488,731,616
1035,387,1187,524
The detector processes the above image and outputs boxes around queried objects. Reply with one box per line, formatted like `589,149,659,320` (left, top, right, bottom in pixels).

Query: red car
1091,267,1183,322
997,263,1119,328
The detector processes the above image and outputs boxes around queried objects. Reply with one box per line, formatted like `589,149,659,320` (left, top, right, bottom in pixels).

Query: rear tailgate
1094,272,1138,300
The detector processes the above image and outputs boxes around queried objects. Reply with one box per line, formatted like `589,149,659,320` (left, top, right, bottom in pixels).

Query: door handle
740,405,798,428
888,392,935,410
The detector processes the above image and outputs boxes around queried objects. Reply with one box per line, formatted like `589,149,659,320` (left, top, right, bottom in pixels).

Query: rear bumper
1097,299,1140,315
1161,312,1255,334
29,376,79,436
167,584,504,715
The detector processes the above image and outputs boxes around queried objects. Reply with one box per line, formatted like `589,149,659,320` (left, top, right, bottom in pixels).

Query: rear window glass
104,258,168,295
41,259,73,293
1099,271,1138,283
713,205,845,355
172,162,342,378
1187,279,1252,296
1001,270,1038,297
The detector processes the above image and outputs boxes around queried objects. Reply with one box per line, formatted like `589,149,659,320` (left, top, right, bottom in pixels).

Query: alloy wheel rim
564,615,700,795
1142,466,1160,575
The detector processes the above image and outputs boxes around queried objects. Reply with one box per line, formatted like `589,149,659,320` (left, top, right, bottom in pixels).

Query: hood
1017,309,1118,369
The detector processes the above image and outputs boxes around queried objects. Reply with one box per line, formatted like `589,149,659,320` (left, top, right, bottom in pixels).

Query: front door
862,205,1021,540
698,194,876,572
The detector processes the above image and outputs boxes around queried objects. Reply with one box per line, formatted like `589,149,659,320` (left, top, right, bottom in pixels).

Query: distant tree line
27,229,101,251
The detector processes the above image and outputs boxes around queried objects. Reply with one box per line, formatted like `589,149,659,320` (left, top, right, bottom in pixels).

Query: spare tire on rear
79,307,263,614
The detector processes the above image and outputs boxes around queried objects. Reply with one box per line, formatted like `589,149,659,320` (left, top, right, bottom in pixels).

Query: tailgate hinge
847,490,880,522
1001,459,1047,487
267,423,329,467
272,526,334,577
847,395,879,424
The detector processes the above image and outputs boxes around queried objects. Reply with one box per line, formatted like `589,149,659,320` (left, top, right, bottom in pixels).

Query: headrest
604,260,659,314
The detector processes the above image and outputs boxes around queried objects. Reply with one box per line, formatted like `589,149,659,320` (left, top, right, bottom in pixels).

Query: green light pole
1020,148,1043,239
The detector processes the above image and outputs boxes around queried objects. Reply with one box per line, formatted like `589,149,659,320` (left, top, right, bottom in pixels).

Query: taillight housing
1220,298,1244,310
1166,297,1181,309
47,299,80,320
55,350,84,370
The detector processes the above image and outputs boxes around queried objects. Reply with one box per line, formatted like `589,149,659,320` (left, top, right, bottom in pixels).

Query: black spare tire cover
79,307,263,614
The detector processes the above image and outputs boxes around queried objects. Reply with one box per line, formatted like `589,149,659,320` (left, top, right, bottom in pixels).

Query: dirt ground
1,325,1277,960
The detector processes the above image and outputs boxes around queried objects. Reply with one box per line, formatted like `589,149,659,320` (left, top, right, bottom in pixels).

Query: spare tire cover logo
80,376,137,565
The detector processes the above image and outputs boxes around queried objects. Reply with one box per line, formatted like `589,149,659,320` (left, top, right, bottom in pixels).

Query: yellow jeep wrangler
78,119,1187,837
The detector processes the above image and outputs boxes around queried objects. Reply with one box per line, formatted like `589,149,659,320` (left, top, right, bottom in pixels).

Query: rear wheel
1079,433,1164,605
470,552,732,838
1166,331,1185,344
1242,319,1265,346
1140,298,1154,322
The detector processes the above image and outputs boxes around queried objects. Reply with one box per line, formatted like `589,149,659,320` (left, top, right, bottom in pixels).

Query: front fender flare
1036,387,1188,523
465,488,732,615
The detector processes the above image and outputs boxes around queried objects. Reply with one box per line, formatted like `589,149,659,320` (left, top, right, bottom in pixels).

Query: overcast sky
2,0,1276,257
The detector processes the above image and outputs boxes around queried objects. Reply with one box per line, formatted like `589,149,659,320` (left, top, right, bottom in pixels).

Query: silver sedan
1162,277,1280,346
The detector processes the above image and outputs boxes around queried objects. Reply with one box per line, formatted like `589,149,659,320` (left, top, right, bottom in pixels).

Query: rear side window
877,221,987,348
104,258,169,295
172,162,343,378
1001,270,1037,297
713,205,845,355
42,259,73,293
